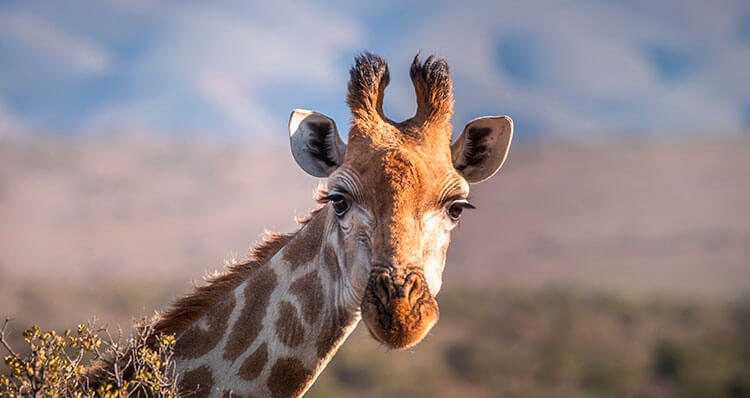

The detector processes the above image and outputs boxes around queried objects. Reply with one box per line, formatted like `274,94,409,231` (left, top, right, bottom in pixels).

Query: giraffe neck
172,208,362,398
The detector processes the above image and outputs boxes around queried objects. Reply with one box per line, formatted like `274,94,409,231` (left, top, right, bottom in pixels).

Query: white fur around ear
289,109,346,177
451,115,513,183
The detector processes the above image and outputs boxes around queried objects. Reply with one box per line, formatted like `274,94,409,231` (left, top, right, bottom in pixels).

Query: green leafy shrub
0,319,179,397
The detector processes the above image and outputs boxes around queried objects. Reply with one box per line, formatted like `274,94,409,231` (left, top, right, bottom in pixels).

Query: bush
651,339,684,382
0,318,179,397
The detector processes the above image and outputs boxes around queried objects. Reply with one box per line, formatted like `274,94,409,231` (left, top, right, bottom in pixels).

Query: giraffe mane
84,193,330,389
153,206,326,337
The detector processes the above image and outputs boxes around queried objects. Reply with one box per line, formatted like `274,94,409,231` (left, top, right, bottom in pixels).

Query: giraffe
152,53,513,397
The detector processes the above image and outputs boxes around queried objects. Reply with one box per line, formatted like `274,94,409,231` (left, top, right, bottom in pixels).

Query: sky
0,0,749,142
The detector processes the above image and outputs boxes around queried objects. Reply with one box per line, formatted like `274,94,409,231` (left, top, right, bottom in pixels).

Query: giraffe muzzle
360,267,440,349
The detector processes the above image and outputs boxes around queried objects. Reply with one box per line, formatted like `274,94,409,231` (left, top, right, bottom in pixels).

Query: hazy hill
0,136,748,329
1,136,749,397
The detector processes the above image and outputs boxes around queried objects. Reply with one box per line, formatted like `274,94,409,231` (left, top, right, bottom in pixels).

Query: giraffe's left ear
451,115,513,183
289,109,347,177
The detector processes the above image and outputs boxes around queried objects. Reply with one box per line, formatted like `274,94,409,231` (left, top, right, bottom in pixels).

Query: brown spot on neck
316,307,356,359
275,301,305,347
237,342,268,381
289,271,324,325
267,358,314,398
282,210,326,271
180,365,214,398
223,266,278,362
174,294,235,359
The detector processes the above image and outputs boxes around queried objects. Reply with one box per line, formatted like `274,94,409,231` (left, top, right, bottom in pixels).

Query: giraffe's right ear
289,109,347,177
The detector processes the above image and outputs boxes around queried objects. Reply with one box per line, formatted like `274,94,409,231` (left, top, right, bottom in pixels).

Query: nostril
404,273,423,305
376,274,393,305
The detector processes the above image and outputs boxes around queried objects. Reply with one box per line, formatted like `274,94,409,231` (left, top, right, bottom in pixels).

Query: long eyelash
315,189,331,204
463,195,477,209
318,194,339,203
317,190,349,204
443,195,476,209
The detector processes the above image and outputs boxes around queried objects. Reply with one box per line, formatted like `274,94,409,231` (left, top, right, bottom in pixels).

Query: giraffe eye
329,194,349,216
447,201,475,221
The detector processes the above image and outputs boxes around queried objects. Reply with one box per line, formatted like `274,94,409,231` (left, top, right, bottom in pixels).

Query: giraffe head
288,53,512,349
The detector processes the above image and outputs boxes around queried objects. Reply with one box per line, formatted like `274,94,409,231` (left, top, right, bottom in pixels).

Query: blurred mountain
1,136,747,302
1,136,748,398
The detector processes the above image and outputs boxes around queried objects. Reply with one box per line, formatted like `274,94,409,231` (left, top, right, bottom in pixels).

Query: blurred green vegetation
308,288,750,398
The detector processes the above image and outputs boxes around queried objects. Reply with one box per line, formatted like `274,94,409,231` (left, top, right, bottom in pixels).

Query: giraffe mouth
360,269,440,349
